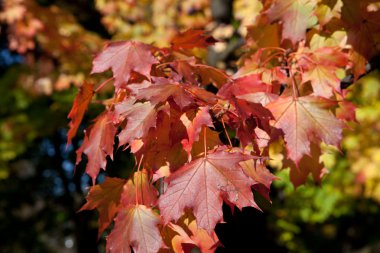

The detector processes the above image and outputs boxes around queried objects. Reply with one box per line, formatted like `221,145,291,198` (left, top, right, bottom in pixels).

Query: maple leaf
336,100,357,122
67,81,94,145
186,85,219,105
218,74,270,99
163,223,195,253
235,48,287,81
191,64,230,88
266,96,343,166
341,0,380,77
79,177,126,238
134,109,188,171
168,60,229,88
297,46,349,98
135,83,192,109
91,41,158,88
302,65,342,97
236,64,288,87
180,107,214,157
158,149,259,234
284,142,326,187
186,219,219,253
224,97,274,148
218,74,276,135
76,112,117,184
240,160,276,201
106,205,163,253
237,92,279,106
216,76,274,148
114,99,158,148
266,0,318,44
171,29,217,50
165,216,219,253
255,127,271,148
245,16,281,49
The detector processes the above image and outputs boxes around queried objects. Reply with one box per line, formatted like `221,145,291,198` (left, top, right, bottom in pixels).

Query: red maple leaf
79,177,126,238
190,64,230,88
227,72,281,107
91,41,158,88
76,112,117,184
240,160,276,201
296,46,349,98
114,98,158,148
80,170,159,248
171,29,217,50
133,109,188,171
341,0,380,77
217,74,274,147
266,96,343,166
283,142,327,187
106,205,163,253
336,100,357,122
136,82,194,109
169,60,229,88
165,216,219,253
218,74,270,99
67,81,94,145
158,148,259,234
180,106,214,157
266,0,318,44
237,92,279,106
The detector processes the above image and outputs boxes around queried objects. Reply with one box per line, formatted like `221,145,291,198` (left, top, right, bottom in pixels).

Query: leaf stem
260,52,284,68
286,57,300,99
290,70,300,99
260,47,286,52
95,77,114,93
135,154,144,205
221,118,233,147
137,154,144,172
204,128,207,158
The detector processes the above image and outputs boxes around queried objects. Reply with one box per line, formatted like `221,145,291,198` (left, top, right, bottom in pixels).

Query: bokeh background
1,1,380,252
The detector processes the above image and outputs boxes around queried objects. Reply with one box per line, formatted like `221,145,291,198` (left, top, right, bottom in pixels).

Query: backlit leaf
266,96,343,165
80,177,126,237
91,41,158,89
158,149,259,234
76,112,117,184
106,205,162,253
266,0,318,44
67,81,94,145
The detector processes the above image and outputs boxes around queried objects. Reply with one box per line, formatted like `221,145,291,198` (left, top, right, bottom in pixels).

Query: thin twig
135,154,144,205
221,118,233,147
95,77,114,93
204,129,207,158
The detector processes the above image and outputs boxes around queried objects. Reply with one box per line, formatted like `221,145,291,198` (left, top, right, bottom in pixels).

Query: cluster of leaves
67,0,380,252
0,0,224,196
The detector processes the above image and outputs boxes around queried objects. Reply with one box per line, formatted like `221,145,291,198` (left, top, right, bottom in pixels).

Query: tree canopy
1,1,380,253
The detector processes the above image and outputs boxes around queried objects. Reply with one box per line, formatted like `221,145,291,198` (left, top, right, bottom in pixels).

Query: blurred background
1,0,380,252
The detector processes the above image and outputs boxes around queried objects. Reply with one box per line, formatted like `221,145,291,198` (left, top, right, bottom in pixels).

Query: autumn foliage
65,1,380,252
